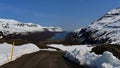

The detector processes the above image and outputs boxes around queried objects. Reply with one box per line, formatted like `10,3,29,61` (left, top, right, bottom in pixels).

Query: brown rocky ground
91,44,120,59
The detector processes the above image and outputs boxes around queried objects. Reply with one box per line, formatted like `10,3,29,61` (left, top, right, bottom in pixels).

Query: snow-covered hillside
0,18,63,35
72,8,120,44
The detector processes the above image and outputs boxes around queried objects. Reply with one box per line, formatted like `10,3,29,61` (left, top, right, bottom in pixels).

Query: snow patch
40,48,57,51
47,44,93,53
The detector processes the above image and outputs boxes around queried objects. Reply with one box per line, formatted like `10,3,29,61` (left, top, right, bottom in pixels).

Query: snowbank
65,49,120,68
48,44,120,68
0,43,40,66
0,43,59,66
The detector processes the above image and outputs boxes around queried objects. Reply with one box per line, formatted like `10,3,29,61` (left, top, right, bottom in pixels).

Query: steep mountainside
68,8,120,44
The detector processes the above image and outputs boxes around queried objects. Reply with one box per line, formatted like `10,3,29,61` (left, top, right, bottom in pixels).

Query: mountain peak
89,8,120,30
107,8,120,15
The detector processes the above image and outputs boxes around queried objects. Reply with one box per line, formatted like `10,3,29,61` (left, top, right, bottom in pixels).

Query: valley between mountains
1,8,120,68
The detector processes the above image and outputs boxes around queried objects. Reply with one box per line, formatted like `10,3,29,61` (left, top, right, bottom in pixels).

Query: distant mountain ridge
68,8,120,44
0,18,63,35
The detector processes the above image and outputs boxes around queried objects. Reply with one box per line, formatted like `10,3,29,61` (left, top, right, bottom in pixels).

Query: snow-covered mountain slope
71,8,120,44
0,18,63,35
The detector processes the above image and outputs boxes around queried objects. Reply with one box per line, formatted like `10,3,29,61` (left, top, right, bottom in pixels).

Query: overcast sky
0,0,120,31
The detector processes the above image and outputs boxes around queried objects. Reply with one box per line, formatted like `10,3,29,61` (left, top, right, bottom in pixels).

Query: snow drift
65,49,120,68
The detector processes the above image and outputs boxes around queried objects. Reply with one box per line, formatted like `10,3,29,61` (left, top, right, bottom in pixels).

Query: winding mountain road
0,51,85,68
